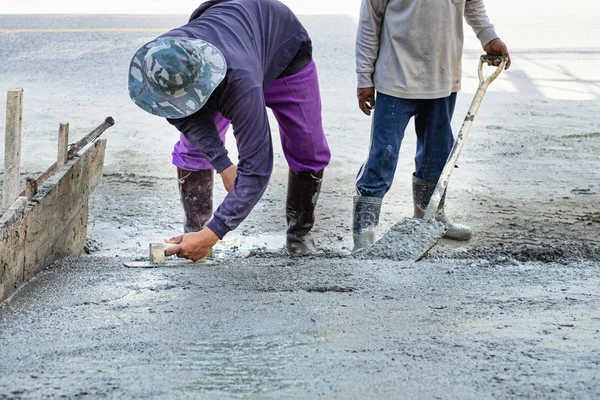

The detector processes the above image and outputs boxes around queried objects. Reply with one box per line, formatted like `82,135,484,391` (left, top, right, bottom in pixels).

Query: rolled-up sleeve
206,86,273,239
465,0,499,48
356,0,389,88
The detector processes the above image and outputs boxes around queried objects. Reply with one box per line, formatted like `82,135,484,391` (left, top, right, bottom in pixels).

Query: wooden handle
478,55,507,89
424,59,506,220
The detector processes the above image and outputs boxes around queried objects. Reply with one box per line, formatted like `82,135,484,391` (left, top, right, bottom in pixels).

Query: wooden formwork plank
0,140,106,301
2,88,24,210
25,178,37,198
53,200,89,260
0,205,27,302
0,111,112,304
67,117,114,160
18,116,114,198
57,123,69,168
0,196,28,228
22,139,106,281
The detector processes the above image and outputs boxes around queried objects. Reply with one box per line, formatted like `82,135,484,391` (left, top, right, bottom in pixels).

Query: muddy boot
178,168,214,233
286,169,324,254
352,196,382,252
412,174,472,241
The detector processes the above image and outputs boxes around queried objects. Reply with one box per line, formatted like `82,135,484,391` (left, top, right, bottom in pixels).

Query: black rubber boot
286,169,324,254
177,168,214,233
352,195,382,252
412,174,472,241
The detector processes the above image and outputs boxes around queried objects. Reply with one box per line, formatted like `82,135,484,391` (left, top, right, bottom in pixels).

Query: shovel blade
357,218,447,261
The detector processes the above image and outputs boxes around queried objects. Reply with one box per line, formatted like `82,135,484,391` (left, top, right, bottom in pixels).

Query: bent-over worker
128,0,331,260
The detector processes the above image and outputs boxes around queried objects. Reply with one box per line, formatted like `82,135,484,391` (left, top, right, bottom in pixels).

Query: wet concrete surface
1,12,600,399
1,255,599,399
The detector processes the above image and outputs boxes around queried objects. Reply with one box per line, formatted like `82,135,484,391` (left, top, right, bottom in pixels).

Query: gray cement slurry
358,218,448,261
1,256,599,399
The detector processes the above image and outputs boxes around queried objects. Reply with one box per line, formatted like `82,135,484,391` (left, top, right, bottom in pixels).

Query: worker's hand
164,227,219,261
220,164,237,192
357,87,376,116
484,38,511,70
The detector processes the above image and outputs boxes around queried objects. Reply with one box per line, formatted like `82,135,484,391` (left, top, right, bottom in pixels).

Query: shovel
359,54,507,261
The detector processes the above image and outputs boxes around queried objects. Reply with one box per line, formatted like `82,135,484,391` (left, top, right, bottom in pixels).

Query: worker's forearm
207,162,272,239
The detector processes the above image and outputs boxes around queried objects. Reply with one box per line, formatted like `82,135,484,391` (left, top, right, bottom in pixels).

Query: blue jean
355,92,457,198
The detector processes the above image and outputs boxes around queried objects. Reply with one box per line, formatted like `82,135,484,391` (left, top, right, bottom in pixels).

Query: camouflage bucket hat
128,37,227,119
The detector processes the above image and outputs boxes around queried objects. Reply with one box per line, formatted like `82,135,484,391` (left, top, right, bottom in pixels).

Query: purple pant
172,60,331,173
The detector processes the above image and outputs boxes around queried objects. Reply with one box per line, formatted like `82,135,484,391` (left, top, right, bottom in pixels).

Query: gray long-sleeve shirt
356,0,499,99
165,0,311,239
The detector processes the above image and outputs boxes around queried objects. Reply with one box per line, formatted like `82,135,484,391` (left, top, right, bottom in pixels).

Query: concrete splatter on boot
412,174,472,241
352,195,382,252
286,169,324,254
177,168,214,233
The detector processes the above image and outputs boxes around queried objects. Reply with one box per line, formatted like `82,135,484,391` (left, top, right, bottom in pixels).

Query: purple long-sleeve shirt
165,0,311,239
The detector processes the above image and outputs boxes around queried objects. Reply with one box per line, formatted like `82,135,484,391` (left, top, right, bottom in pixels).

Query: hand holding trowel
359,54,507,261
124,242,214,268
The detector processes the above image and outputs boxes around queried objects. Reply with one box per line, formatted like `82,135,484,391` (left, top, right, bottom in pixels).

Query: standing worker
128,0,331,260
352,0,511,251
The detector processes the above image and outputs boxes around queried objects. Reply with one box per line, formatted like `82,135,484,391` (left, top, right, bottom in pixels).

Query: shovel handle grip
481,54,504,64
478,55,507,89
